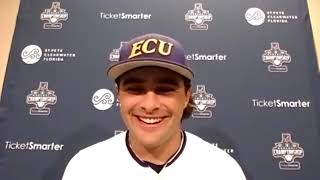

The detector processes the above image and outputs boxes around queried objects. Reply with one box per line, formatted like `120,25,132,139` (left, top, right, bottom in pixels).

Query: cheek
118,94,138,114
163,96,188,114
118,97,134,128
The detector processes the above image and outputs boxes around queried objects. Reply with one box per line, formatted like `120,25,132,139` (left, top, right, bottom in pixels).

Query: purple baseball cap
107,33,194,80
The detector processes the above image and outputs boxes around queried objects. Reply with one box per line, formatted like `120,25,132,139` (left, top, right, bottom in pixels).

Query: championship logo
92,89,115,110
272,133,304,170
262,42,291,72
185,3,213,30
192,85,216,118
26,82,57,115
41,2,68,29
109,42,126,62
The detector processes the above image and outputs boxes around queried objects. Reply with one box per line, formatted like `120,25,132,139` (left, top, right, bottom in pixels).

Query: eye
155,86,176,94
125,86,145,94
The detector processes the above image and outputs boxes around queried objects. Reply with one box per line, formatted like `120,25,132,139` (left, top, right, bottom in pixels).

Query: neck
129,130,182,165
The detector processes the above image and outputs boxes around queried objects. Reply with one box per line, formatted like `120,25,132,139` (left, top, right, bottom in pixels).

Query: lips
135,115,166,125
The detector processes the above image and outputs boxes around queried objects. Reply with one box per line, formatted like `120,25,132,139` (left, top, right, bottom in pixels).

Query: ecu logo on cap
128,38,174,59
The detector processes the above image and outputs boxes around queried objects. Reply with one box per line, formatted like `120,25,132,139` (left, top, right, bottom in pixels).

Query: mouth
135,116,166,125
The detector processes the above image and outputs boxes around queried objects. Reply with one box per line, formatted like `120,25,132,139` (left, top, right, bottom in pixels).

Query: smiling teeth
139,117,162,124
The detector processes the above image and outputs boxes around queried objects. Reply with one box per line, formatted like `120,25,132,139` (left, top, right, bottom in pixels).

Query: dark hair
181,78,194,121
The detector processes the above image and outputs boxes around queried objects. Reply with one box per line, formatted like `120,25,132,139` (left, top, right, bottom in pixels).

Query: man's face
117,67,191,148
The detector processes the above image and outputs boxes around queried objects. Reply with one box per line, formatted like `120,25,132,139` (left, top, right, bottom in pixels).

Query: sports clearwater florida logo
41,2,68,29
92,89,115,110
192,85,216,118
272,133,304,170
185,3,213,30
21,45,42,64
245,8,265,26
26,82,57,115
262,42,291,72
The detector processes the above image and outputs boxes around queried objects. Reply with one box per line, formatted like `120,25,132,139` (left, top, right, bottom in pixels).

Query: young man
62,33,246,179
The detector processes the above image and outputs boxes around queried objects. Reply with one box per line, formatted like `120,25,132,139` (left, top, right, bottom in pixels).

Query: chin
137,130,166,145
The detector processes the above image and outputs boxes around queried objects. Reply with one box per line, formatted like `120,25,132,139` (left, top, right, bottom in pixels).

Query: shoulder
184,131,247,179
62,132,126,180
76,132,125,157
74,132,125,161
185,131,233,159
184,131,221,153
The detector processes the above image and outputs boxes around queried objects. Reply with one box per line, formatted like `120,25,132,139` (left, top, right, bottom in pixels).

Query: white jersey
62,131,246,180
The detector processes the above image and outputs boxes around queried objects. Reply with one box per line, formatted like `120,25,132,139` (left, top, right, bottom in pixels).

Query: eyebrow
156,77,180,86
121,77,180,87
121,77,145,86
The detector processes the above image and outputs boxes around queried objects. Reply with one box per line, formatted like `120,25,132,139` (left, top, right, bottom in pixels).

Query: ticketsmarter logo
41,2,68,29
109,42,126,62
192,85,216,118
272,133,304,170
185,3,213,30
26,82,57,115
262,42,291,72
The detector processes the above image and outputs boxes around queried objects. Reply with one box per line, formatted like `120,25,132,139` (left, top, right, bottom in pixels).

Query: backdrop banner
1,0,319,179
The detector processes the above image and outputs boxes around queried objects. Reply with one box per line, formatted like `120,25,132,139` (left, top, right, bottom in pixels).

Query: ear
185,87,192,108
114,83,119,97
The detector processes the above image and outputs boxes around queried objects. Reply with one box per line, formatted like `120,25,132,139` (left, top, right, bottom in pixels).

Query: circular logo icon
245,8,265,26
21,45,42,64
92,89,115,110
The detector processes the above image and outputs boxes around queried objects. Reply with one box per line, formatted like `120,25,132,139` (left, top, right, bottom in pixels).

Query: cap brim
107,59,194,80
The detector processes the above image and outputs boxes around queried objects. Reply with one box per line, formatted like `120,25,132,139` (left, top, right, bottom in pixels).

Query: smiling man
62,33,246,179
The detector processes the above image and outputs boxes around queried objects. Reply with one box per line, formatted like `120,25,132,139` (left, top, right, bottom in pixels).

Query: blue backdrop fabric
1,0,320,179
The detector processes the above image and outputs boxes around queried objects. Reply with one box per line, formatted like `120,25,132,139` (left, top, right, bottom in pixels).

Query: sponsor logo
92,89,115,110
267,11,298,23
21,45,42,64
245,8,265,26
42,48,76,62
245,7,298,26
192,85,216,118
186,53,227,61
252,99,311,108
21,45,76,64
262,42,291,72
5,141,64,151
26,82,57,115
272,133,304,170
100,12,151,20
109,42,126,62
185,3,213,30
212,142,235,154
41,2,68,29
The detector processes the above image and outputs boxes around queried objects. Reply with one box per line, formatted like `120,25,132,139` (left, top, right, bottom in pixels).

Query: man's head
107,33,194,148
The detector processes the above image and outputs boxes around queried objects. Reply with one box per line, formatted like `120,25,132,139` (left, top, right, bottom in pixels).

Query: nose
139,91,160,113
